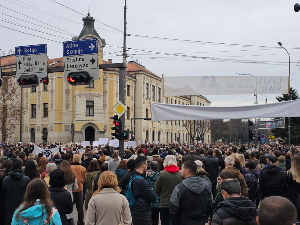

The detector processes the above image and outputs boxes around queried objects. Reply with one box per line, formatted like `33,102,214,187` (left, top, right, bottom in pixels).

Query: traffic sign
113,101,127,117
261,134,265,139
261,138,266,143
15,44,47,87
63,38,99,84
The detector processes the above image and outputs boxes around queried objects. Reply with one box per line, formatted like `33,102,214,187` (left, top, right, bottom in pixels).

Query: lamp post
130,117,151,141
278,42,291,149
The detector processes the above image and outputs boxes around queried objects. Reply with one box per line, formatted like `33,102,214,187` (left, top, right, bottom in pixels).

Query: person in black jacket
0,161,11,225
2,158,31,225
203,149,219,197
119,159,135,194
260,156,287,198
169,160,213,225
182,145,201,162
130,156,156,225
211,179,257,225
81,153,93,170
49,169,73,225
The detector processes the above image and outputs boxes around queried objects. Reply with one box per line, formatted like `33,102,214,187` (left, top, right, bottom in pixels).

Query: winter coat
297,195,300,221
286,171,300,207
216,155,225,170
2,168,31,225
196,168,212,192
278,155,287,171
119,170,135,194
85,171,99,210
93,171,104,192
182,152,201,163
260,165,287,198
11,202,62,225
66,178,78,220
86,188,132,225
155,165,182,208
286,158,292,171
130,170,156,213
223,167,248,197
212,190,224,217
108,159,120,173
152,155,164,171
203,155,219,184
81,158,93,170
147,170,160,208
169,176,214,225
160,152,168,159
211,197,257,225
115,167,129,182
71,163,86,192
244,169,259,200
49,187,73,225
53,159,63,169
0,175,7,225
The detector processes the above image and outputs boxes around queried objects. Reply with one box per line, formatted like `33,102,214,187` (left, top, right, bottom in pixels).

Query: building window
31,104,36,118
158,87,161,103
86,80,94,88
197,101,199,106
43,103,48,118
31,86,36,93
127,107,130,120
166,97,168,103
127,85,130,97
152,85,155,101
146,83,149,98
44,83,48,92
86,101,94,116
175,100,177,104
146,108,149,118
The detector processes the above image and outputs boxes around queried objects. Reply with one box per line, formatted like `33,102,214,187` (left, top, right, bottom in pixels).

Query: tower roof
76,14,106,45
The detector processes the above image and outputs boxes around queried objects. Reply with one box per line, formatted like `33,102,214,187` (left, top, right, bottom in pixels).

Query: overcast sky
1,0,300,106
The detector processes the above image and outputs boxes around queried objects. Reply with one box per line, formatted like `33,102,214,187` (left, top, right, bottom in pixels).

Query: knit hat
73,154,81,163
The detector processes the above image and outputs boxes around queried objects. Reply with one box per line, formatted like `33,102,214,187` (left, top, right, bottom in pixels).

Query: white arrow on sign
89,43,95,51
17,48,21,55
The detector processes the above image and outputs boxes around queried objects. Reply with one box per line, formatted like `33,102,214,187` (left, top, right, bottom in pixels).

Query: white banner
33,145,60,161
151,100,300,121
164,76,288,96
99,138,108,146
81,141,90,147
128,141,137,148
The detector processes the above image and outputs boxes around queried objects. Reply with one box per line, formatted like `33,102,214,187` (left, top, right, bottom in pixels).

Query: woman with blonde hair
286,156,300,207
85,171,132,225
236,154,246,168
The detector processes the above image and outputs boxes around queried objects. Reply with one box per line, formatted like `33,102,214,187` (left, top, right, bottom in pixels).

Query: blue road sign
15,44,47,56
63,39,98,56
261,138,266,143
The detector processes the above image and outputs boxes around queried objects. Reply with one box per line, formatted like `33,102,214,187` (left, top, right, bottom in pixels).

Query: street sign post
63,38,99,84
15,44,47,87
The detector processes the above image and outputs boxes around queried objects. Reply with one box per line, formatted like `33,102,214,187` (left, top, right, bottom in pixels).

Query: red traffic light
67,71,91,86
17,75,39,87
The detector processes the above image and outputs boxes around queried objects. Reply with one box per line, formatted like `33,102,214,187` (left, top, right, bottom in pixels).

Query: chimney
108,59,112,63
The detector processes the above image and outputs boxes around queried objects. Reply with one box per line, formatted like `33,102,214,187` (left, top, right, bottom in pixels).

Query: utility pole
118,0,128,159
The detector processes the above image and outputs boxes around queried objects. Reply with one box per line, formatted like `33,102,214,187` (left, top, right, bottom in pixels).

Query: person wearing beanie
119,159,136,195
71,154,86,225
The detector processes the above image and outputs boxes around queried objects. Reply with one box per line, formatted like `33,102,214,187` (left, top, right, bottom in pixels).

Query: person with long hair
49,169,73,225
86,171,131,225
108,151,120,173
11,179,61,225
0,161,11,225
37,157,49,177
286,156,300,207
115,159,129,182
60,160,78,224
24,159,40,180
85,160,100,210
256,155,267,172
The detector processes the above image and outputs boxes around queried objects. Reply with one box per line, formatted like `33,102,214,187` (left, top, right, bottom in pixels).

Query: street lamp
130,117,151,141
278,42,291,149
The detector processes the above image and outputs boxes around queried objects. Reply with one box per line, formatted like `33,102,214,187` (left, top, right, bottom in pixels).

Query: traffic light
17,75,39,87
42,76,49,85
248,120,253,127
110,115,121,139
67,71,91,86
249,129,254,141
122,130,129,140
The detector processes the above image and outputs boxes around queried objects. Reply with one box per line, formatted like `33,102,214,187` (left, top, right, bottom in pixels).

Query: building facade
0,14,211,145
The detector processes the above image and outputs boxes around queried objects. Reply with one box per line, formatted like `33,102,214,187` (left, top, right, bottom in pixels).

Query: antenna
88,0,90,16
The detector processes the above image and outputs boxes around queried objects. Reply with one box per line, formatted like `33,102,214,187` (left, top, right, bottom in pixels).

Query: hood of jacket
266,165,280,174
164,165,180,174
98,155,106,163
147,170,159,181
217,197,256,221
224,166,241,177
20,203,50,220
182,176,205,194
278,155,285,162
196,168,209,176
9,168,24,179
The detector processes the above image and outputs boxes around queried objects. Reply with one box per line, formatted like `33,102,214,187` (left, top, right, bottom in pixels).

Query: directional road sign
63,38,99,83
113,101,127,118
15,44,47,87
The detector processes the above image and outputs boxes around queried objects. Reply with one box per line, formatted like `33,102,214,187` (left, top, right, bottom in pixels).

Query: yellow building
0,14,211,144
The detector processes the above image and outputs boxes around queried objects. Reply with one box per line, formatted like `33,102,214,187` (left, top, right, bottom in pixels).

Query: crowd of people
0,142,300,225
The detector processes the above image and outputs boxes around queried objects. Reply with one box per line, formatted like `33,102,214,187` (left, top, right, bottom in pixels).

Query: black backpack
247,173,258,200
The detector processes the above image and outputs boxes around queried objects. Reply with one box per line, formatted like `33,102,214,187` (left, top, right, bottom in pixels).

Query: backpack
125,176,144,208
247,173,258,200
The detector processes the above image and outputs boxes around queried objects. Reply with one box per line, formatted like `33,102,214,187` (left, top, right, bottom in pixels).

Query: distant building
0,14,211,144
